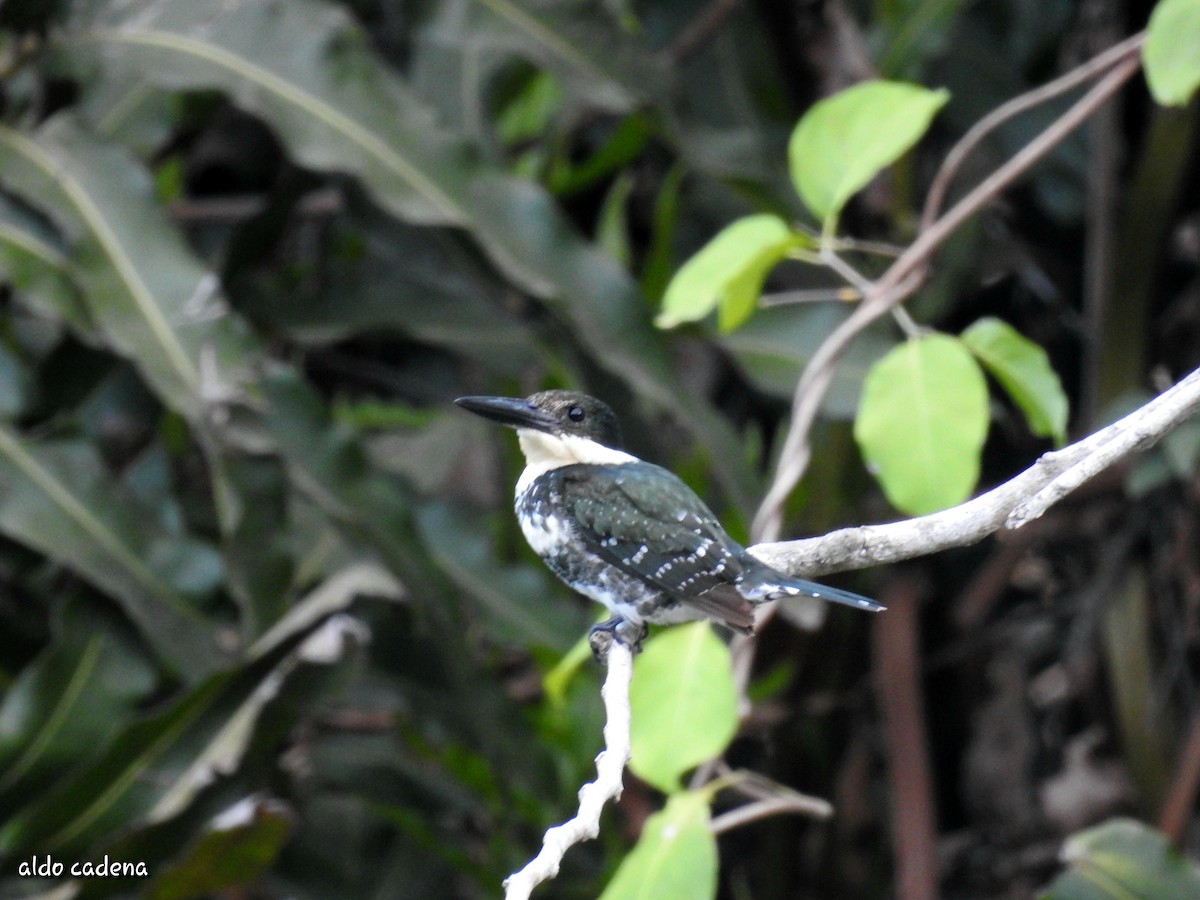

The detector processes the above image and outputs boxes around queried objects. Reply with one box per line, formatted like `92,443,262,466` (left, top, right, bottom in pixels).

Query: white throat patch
514,429,636,495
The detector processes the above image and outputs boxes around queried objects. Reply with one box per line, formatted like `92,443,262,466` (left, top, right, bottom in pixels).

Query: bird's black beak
455,395,557,432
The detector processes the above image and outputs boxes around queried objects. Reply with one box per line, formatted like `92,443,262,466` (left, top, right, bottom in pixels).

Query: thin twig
760,287,860,307
664,0,742,65
891,305,923,338
819,245,875,298
921,31,1145,232
831,236,905,257
503,642,634,900
167,187,345,224
710,795,833,834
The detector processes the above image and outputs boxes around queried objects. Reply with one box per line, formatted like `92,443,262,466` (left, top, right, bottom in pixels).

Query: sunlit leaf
961,316,1068,444
789,80,948,227
1041,818,1200,899
854,334,988,515
629,623,737,793
657,214,807,332
541,632,594,706
599,791,717,900
1144,0,1200,106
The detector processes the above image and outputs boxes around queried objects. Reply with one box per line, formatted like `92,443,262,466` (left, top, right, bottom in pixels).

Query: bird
455,389,883,654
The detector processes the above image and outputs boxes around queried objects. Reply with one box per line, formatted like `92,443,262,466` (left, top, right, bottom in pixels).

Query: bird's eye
567,405,586,423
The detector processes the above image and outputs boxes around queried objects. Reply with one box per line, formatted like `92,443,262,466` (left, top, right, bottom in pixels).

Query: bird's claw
588,617,648,662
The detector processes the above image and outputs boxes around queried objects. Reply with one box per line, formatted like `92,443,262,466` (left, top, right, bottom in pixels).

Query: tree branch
503,642,634,900
750,46,1144,544
920,31,1145,232
748,366,1200,578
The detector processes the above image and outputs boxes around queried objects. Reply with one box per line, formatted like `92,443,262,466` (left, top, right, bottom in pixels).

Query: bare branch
1007,366,1200,527
920,31,1145,231
710,795,832,835
503,642,634,900
748,366,1200,579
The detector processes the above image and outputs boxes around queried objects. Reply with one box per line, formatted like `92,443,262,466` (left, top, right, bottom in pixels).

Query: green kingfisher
456,390,883,652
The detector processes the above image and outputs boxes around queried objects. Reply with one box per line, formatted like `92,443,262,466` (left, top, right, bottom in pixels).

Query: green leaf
55,0,759,512
597,171,635,267
0,674,226,857
0,613,359,857
0,604,156,806
249,561,401,662
495,70,566,147
789,80,949,228
961,316,1069,444
656,214,806,332
0,116,259,419
440,0,666,114
147,798,292,900
147,615,366,825
629,623,738,793
415,503,584,652
541,632,594,705
0,194,92,333
599,791,717,900
719,302,898,419
640,163,685,301
854,334,989,515
241,209,530,365
1144,0,1200,106
213,454,294,641
0,432,228,678
1041,818,1200,899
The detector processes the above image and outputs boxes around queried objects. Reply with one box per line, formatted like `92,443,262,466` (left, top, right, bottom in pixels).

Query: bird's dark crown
455,389,625,449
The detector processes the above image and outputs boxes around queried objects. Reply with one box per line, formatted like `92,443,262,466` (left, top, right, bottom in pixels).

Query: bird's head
455,390,624,451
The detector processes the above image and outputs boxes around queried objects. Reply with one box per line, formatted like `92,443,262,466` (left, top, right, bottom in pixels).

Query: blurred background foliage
0,0,1196,898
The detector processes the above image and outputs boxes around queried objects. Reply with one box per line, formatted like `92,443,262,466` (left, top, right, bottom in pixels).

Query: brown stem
873,576,939,900
920,31,1145,232
1157,710,1200,844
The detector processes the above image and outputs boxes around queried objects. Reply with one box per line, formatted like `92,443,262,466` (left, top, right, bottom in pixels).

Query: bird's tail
739,563,884,613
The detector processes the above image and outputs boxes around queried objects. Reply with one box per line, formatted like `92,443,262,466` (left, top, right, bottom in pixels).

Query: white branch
749,365,1200,578
504,641,635,900
1007,368,1200,527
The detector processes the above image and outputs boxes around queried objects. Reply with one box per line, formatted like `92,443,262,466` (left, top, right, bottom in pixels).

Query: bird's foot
588,617,648,662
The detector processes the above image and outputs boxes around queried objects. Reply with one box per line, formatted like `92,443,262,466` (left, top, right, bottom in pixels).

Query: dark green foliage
0,1,1196,898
